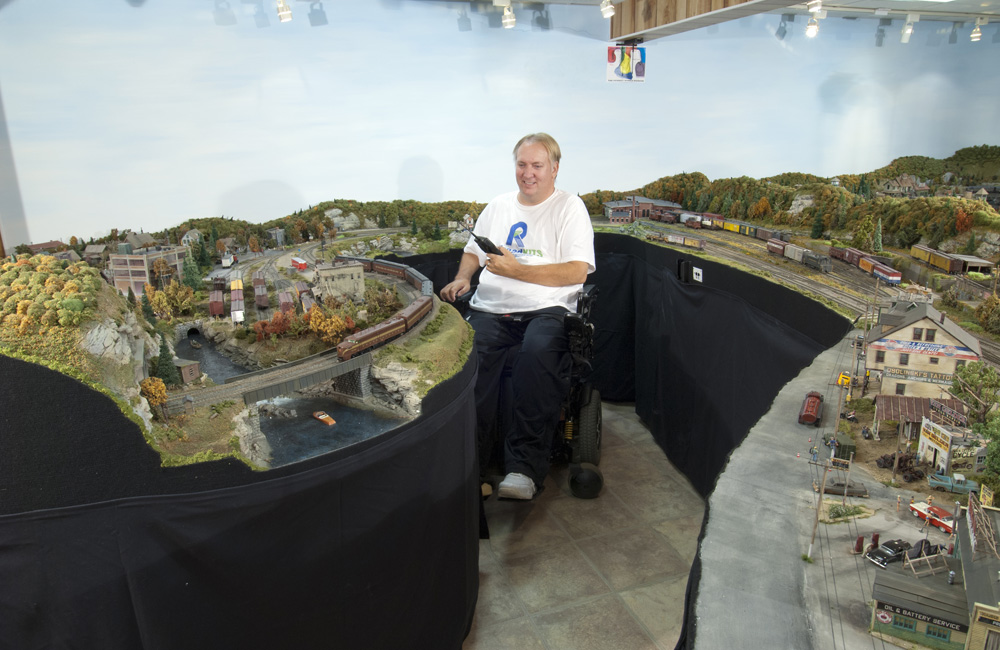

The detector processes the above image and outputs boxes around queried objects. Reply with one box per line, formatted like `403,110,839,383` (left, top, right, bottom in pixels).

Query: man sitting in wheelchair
440,133,595,500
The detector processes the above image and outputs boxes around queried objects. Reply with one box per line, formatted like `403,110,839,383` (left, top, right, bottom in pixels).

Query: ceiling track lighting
276,0,291,23
807,0,822,13
806,16,819,37
601,0,616,19
502,5,516,28
971,17,987,42
900,13,918,43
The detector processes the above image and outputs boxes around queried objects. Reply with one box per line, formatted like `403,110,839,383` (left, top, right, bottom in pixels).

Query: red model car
909,501,955,534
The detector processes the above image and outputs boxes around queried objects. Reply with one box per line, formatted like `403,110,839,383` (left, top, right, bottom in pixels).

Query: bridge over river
166,350,373,416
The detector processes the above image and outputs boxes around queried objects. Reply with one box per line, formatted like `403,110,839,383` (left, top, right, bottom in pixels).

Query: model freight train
828,246,901,284
910,244,963,274
646,210,832,273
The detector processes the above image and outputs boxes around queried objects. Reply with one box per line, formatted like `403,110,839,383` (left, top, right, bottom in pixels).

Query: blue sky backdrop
0,0,997,244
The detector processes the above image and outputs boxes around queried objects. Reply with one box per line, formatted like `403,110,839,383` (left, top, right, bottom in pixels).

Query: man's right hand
440,278,471,302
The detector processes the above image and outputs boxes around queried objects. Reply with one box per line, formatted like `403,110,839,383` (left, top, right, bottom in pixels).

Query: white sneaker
497,473,536,500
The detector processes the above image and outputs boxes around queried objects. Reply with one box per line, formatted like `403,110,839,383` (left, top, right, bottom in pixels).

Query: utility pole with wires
808,459,831,560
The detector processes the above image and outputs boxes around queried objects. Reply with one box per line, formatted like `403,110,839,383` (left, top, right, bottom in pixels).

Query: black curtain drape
0,354,480,649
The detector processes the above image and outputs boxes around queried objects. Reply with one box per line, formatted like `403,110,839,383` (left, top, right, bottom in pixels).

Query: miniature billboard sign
607,45,645,82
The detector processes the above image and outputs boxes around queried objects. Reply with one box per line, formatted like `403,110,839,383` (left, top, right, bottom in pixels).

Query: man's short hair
513,133,561,166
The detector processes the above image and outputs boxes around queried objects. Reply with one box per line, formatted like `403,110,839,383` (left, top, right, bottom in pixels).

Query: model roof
870,301,981,355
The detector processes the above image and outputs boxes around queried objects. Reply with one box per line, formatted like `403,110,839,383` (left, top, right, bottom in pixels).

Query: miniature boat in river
313,411,336,426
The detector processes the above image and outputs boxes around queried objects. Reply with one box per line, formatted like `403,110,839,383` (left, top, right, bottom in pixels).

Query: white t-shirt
466,189,595,314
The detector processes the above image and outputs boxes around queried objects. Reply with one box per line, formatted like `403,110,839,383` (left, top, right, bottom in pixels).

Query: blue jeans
467,307,571,486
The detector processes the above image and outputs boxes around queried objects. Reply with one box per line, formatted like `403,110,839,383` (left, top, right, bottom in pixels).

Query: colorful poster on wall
607,45,645,82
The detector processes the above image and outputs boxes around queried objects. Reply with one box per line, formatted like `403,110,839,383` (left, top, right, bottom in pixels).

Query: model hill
53,145,1000,263
580,145,1000,253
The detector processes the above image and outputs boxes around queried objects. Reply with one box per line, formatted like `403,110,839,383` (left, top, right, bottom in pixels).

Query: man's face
515,142,558,206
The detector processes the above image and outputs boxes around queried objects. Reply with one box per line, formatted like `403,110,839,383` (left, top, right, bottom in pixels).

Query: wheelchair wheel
576,388,602,466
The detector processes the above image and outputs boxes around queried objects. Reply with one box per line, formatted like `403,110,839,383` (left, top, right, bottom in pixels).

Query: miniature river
176,333,403,467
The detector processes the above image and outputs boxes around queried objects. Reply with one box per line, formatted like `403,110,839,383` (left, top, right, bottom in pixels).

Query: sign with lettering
978,614,1000,628
921,418,952,453
883,367,954,386
875,601,968,632
930,398,969,426
983,485,995,508
870,339,978,360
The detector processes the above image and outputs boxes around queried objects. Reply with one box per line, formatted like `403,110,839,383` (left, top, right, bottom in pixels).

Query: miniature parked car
312,411,336,426
866,539,912,568
813,478,869,498
909,501,956,534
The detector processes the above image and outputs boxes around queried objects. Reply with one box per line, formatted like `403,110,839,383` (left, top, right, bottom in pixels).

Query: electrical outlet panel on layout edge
692,267,703,282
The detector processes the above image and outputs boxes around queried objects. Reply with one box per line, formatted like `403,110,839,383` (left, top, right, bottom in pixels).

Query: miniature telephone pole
842,452,855,506
808,460,831,560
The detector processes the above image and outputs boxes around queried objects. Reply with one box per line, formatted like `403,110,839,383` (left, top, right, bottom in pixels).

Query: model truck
927,473,978,495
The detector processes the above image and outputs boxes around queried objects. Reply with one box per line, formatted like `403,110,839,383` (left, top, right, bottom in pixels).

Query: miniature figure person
441,133,595,500
810,445,819,462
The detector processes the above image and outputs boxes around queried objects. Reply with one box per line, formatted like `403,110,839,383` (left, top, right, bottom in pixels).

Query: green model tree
949,361,1000,425
810,212,825,239
873,218,883,253
182,255,202,291
141,292,156,324
155,332,181,387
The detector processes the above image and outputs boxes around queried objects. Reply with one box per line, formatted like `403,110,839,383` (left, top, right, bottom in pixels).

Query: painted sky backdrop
0,0,998,245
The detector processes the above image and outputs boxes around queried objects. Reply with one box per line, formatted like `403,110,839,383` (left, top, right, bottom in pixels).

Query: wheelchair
455,284,604,499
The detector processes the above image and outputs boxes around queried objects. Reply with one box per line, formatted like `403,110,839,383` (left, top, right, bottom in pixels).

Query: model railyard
636,216,1000,650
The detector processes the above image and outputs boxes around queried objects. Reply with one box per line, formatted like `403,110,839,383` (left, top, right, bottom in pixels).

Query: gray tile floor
463,402,705,650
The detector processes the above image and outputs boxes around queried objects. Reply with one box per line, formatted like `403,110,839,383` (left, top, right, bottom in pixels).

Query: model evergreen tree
126,286,137,308
810,211,824,239
141,292,156,323
873,218,883,253
182,255,202,291
411,218,418,236
964,232,978,254
198,241,211,268
155,332,181,387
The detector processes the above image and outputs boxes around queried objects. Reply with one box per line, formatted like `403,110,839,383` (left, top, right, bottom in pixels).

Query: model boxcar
277,291,294,313
209,290,224,317
928,249,962,274
843,248,866,267
828,245,847,262
872,263,902,284
858,256,876,274
230,278,244,292
252,271,266,287
231,289,243,302
756,227,775,242
784,243,805,263
767,239,788,255
683,237,706,250
254,285,269,309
